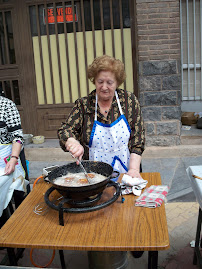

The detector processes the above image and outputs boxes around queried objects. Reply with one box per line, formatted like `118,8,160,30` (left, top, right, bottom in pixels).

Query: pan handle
43,174,50,182
109,170,120,181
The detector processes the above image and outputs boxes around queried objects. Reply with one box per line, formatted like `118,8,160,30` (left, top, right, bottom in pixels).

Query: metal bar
76,2,82,32
148,251,158,269
183,63,201,68
90,0,96,58
36,4,47,104
59,250,66,269
72,0,81,98
119,0,126,89
62,0,73,103
109,0,115,57
0,12,2,65
200,0,202,99
2,11,10,64
0,47,2,65
129,0,138,97
44,1,55,104
186,0,190,99
15,248,26,262
53,2,64,103
80,0,90,95
10,79,15,102
193,208,202,267
180,0,184,101
182,96,201,100
100,0,105,54
2,81,6,97
7,248,18,266
119,0,125,62
193,0,197,100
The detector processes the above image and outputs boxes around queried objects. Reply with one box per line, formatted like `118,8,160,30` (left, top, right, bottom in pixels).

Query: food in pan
79,178,89,184
54,172,106,187
64,177,74,181
86,173,95,178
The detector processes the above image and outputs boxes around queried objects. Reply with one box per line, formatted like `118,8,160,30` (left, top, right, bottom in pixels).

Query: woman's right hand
4,158,17,175
65,137,84,162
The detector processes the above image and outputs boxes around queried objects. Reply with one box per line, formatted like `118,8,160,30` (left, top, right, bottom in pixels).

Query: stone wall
136,0,181,146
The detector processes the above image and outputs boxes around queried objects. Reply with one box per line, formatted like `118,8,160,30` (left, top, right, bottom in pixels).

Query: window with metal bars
0,80,21,105
29,0,134,105
0,10,16,64
180,0,202,101
29,0,130,37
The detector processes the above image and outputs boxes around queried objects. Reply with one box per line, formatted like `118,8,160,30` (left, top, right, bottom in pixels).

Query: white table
187,166,202,208
187,165,202,268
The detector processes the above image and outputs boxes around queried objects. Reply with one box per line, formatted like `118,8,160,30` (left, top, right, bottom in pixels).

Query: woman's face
95,71,117,101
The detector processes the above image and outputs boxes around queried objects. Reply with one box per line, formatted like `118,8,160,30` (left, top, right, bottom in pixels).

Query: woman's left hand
128,153,142,178
127,168,142,179
4,158,17,175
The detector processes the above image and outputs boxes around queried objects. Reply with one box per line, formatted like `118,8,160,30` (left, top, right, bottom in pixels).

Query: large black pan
45,161,120,199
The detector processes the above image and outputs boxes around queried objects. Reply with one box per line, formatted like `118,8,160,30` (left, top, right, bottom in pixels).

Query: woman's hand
4,158,18,175
127,168,142,179
5,141,22,175
127,153,142,178
65,137,84,163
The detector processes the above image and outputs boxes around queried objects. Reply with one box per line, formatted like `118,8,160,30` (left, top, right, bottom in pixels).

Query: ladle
70,153,91,184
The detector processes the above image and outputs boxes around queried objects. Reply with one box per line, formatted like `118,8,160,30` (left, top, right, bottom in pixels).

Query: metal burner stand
44,181,121,226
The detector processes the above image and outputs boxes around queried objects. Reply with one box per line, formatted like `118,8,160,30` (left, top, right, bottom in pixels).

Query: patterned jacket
0,96,23,144
58,89,145,160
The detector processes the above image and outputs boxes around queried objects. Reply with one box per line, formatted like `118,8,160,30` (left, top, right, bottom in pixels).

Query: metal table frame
193,207,202,268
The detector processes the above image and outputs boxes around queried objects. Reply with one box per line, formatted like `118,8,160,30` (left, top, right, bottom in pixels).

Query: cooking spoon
192,175,202,180
70,153,91,184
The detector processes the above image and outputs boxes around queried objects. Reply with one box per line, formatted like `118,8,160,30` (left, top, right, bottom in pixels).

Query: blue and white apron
89,91,131,174
0,143,27,217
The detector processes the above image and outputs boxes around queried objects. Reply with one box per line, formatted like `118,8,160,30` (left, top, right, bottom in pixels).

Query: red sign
43,6,78,24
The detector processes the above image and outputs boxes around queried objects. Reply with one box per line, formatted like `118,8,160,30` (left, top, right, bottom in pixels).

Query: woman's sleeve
128,94,145,155
57,99,84,151
6,100,24,144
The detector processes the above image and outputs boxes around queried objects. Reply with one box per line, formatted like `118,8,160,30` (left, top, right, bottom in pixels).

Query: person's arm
127,153,142,178
127,92,145,178
57,99,84,161
4,100,24,175
5,142,22,175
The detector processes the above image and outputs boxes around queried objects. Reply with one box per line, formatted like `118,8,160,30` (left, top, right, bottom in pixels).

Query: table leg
148,251,158,269
15,248,25,261
59,204,64,226
6,248,18,266
193,207,202,267
59,250,66,269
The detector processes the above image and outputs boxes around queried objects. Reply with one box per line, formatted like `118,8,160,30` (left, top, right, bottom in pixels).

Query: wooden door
26,0,138,138
0,0,38,135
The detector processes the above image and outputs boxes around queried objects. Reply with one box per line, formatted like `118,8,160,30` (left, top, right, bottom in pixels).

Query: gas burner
44,181,121,226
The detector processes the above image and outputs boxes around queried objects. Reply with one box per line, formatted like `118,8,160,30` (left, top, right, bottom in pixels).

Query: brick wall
136,0,181,146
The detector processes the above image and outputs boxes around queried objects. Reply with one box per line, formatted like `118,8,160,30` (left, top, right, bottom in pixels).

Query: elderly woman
0,88,28,226
58,55,145,263
58,55,145,178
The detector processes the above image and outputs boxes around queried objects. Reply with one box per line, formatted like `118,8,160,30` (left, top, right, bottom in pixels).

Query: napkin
135,185,169,208
121,174,148,196
0,168,5,177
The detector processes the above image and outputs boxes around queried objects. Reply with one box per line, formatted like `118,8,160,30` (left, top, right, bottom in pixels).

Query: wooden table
0,172,169,269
